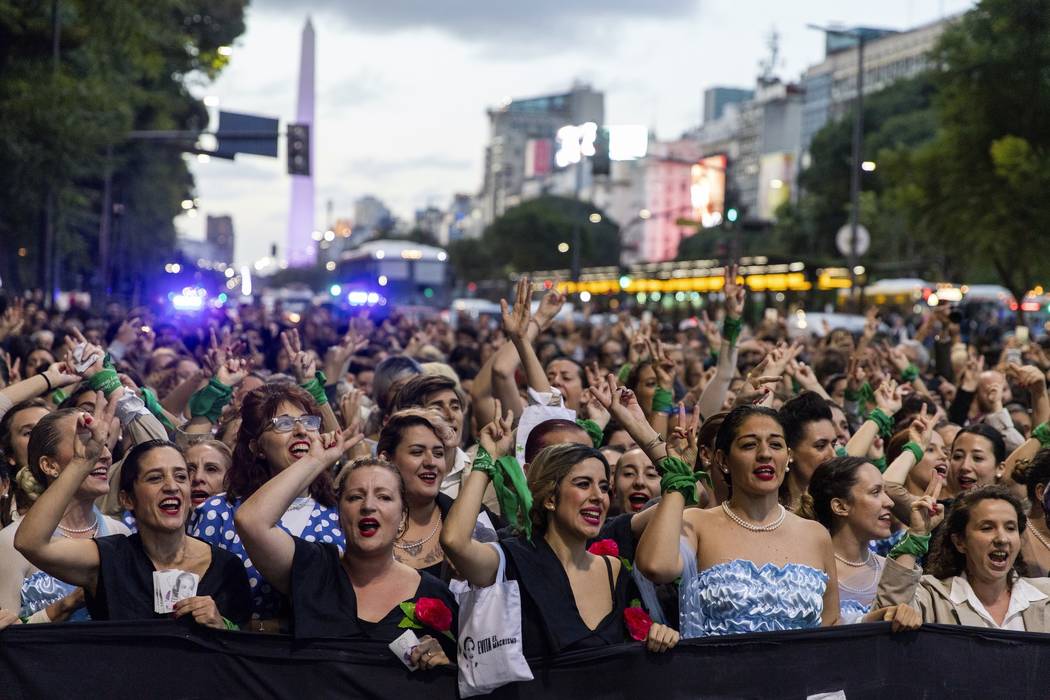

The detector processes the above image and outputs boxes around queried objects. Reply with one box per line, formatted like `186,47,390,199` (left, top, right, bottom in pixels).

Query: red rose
414,597,453,633
623,606,653,642
587,538,619,557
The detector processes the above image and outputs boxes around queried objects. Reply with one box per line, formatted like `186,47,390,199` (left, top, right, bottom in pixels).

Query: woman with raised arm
190,382,346,629
440,406,680,658
13,397,249,627
234,435,456,667
876,485,1050,631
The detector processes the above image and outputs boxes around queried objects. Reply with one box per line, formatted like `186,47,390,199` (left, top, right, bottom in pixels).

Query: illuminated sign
690,155,727,228
606,125,648,161
555,122,598,168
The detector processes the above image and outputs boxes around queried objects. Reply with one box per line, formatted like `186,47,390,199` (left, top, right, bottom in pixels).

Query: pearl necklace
57,518,99,536
1030,526,1050,552
394,515,442,556
834,550,873,568
721,502,787,532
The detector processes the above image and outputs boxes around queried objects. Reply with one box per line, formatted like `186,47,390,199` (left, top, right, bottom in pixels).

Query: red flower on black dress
413,597,453,634
587,539,620,557
623,602,653,641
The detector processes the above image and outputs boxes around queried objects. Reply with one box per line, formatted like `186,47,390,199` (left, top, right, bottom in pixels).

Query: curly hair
926,485,1028,579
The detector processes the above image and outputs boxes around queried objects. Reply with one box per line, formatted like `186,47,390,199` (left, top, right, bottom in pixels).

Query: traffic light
591,127,611,176
726,208,739,223
287,123,310,176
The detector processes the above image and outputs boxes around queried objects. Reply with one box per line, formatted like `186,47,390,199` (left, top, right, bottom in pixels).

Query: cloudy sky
182,0,975,265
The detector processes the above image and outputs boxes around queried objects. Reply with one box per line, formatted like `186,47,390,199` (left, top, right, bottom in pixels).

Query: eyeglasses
269,415,322,433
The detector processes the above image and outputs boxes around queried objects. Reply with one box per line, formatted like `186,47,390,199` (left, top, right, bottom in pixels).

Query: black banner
2,621,1049,699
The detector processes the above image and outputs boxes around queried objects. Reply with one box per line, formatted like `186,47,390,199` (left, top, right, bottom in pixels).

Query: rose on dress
623,605,653,642
587,538,619,557
413,597,453,634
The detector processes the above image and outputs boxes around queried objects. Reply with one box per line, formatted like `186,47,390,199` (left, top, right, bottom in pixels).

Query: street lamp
808,23,866,305
557,242,570,253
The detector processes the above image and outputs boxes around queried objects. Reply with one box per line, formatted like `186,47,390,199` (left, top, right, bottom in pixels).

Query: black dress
499,535,632,659
595,512,680,630
416,493,502,581
87,533,251,626
289,538,459,657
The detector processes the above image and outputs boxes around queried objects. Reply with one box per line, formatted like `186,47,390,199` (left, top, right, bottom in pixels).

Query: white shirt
950,574,1048,631
440,447,473,499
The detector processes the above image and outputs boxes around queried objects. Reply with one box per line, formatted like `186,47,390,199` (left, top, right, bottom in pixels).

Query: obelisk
286,18,315,266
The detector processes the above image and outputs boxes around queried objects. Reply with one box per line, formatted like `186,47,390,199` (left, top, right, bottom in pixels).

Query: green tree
887,0,1050,306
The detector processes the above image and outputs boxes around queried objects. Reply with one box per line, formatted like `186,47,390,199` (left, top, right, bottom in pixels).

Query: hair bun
795,492,817,521
14,466,43,501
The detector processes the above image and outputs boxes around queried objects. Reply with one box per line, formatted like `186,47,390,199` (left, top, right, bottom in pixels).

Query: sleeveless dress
837,554,885,623
678,547,828,638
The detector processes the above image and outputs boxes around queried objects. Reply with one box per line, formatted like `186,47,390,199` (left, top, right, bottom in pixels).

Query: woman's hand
862,603,922,632
410,635,450,670
172,596,225,629
323,328,368,383
650,339,676,390
500,276,534,340
63,331,106,379
0,608,21,630
216,358,249,388
533,284,566,332
669,403,700,465
723,264,745,320
339,387,364,434
73,392,116,464
307,429,359,467
478,400,514,457
908,475,944,536
874,379,903,416
43,360,81,390
906,404,935,449
280,329,316,383
601,375,648,429
645,622,680,653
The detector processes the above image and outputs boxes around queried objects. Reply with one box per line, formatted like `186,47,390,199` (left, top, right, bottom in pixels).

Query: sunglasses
269,415,322,433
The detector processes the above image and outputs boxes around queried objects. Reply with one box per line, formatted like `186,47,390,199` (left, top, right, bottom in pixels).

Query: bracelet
900,364,920,382
50,388,67,405
300,370,328,406
1033,422,1050,449
642,434,665,456
651,387,674,414
722,317,742,346
657,455,701,505
867,407,895,439
902,441,925,464
41,372,52,393
888,531,932,560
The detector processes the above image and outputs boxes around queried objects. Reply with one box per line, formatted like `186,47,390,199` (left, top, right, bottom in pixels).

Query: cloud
251,0,700,44
337,154,475,181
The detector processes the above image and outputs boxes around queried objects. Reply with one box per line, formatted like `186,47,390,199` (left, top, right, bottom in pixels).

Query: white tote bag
457,543,534,697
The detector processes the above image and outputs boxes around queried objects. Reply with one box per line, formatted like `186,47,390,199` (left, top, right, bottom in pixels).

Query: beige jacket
875,557,1050,631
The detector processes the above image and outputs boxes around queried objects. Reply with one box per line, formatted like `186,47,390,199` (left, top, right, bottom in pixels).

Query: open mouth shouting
752,464,776,482
89,462,109,481
988,548,1011,572
933,462,948,479
191,490,210,507
417,471,438,488
627,492,650,513
357,517,380,538
288,440,311,459
158,496,182,518
956,474,978,491
580,506,603,527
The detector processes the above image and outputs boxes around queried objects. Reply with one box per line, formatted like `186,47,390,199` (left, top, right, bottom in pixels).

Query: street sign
836,224,870,257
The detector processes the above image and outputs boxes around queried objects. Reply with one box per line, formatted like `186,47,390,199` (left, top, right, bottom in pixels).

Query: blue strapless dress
679,559,828,638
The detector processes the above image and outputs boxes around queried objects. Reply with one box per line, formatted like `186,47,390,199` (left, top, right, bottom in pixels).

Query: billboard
757,152,794,220
691,154,727,228
524,138,553,178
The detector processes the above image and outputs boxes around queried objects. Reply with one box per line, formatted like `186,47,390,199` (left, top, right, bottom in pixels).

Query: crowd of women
2,269,1050,680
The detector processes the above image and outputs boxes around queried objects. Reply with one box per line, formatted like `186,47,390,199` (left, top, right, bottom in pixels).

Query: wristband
834,445,848,458
222,617,239,631
888,531,931,560
50,389,67,406
41,372,52,393
141,386,176,432
651,387,674,414
300,370,328,406
473,446,533,539
576,419,604,449
1033,422,1050,449
871,456,888,473
867,407,894,439
902,441,925,464
188,377,233,423
722,317,742,346
656,455,706,505
900,364,920,382
87,367,122,397
617,362,633,384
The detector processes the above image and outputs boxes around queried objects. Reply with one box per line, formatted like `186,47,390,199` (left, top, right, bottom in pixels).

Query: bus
335,240,450,310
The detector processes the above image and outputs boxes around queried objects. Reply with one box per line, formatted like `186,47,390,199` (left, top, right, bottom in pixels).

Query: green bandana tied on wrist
657,455,707,506
902,440,924,464
87,367,122,397
141,386,176,432
722,316,742,346
576,419,604,449
617,362,633,383
188,377,233,424
300,370,328,406
900,364,920,382
866,407,895,439
50,389,67,406
651,387,674,414
871,456,888,473
473,446,533,539
888,531,931,560
1033,422,1050,449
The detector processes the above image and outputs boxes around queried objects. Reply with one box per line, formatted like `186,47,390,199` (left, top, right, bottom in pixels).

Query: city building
479,82,604,224
800,17,957,152
352,195,393,243
205,215,235,264
703,87,754,123
414,206,444,240
439,193,482,245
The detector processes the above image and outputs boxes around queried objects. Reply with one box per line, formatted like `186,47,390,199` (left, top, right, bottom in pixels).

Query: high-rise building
352,195,393,243
414,206,444,239
703,87,754,123
479,82,604,224
205,215,235,264
286,18,316,266
800,17,957,152
439,194,481,245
